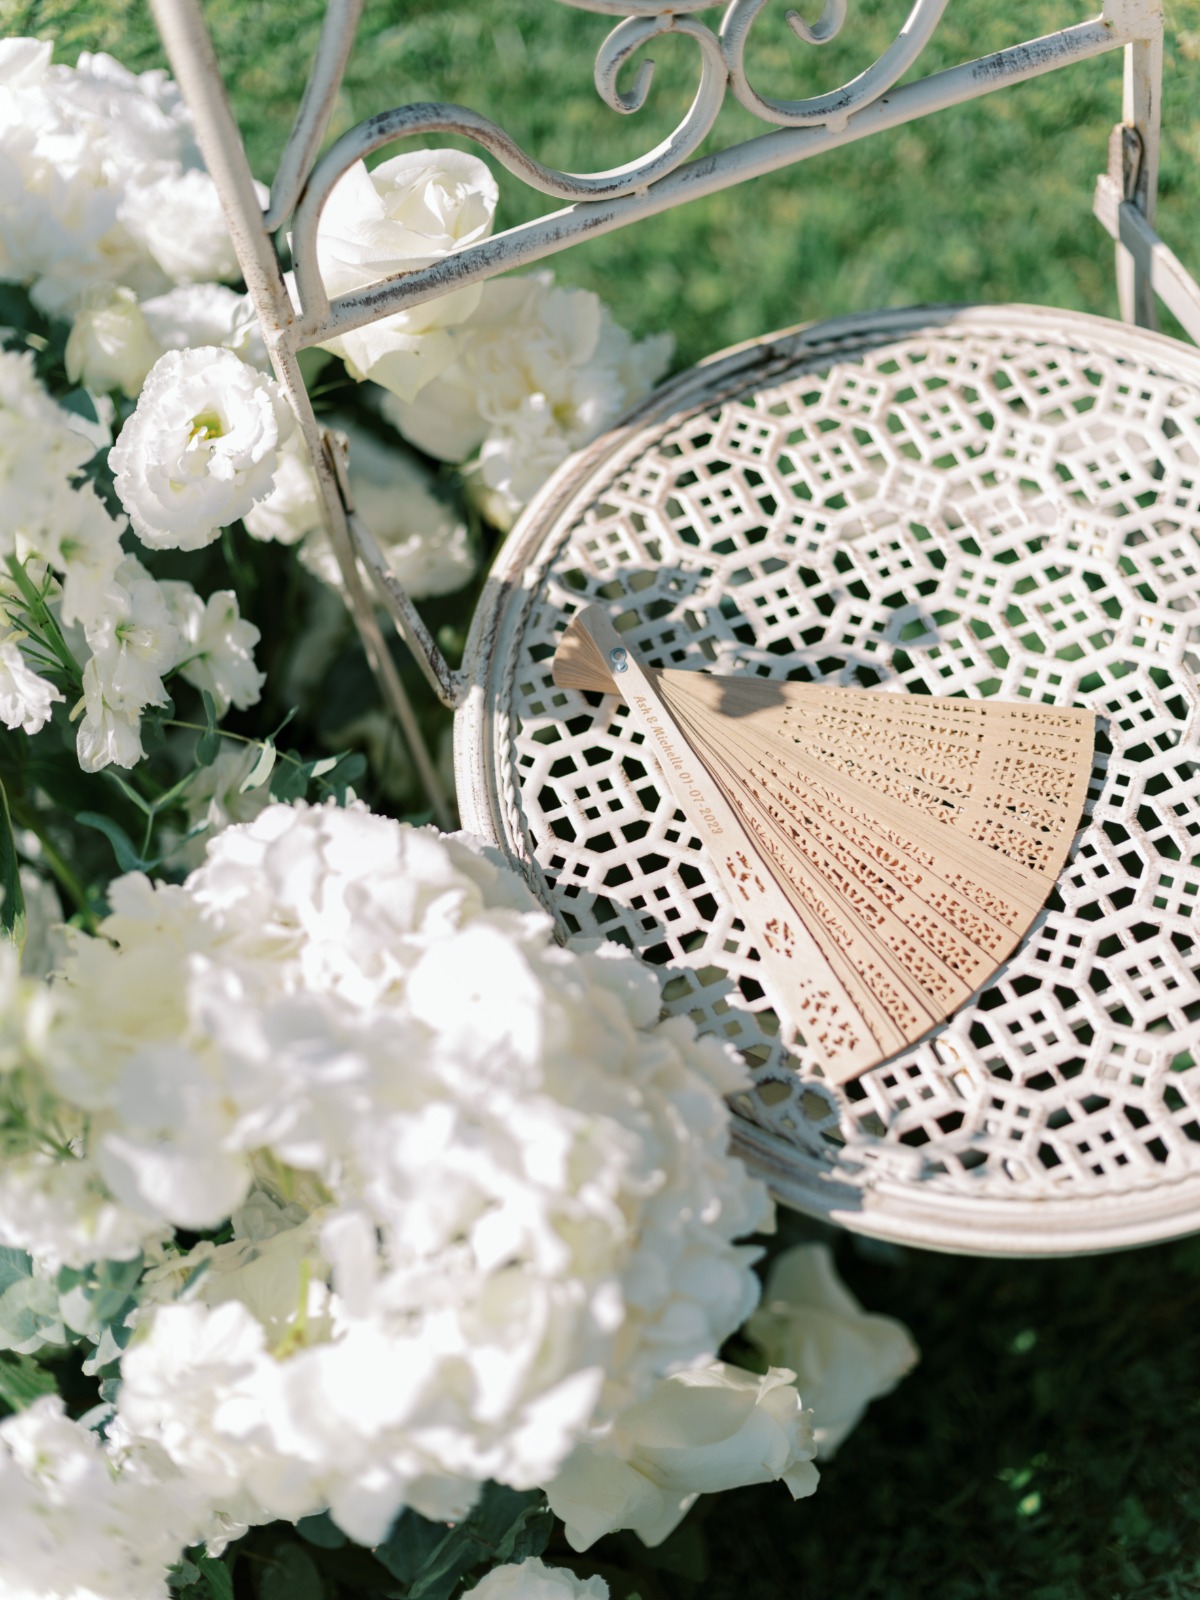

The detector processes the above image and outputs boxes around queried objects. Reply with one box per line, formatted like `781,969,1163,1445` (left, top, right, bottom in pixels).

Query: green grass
6,2,1200,1596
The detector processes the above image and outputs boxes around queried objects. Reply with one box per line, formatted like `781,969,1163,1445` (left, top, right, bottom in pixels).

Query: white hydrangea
471,1560,609,1600
745,1243,919,1457
301,420,474,598
383,274,673,527
544,1362,819,1552
315,150,499,403
38,801,771,1542
110,347,294,550
0,1396,207,1600
0,39,253,317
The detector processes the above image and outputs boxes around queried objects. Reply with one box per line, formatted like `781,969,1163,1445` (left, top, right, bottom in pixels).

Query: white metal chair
153,0,1200,1255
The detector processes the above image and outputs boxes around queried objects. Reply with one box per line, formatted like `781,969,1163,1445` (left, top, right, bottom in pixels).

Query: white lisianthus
0,1396,207,1600
0,635,63,734
50,488,127,631
243,428,323,545
302,420,474,598
140,282,268,368
110,347,294,550
383,274,673,528
65,284,160,397
470,1560,609,1600
162,582,265,714
42,801,770,1541
745,1243,919,1457
315,150,499,403
545,1362,819,1552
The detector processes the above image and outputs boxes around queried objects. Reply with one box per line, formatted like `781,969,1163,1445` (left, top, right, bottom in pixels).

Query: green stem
3,558,82,689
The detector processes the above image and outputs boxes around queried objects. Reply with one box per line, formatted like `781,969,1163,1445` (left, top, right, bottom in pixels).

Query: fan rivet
609,647,629,674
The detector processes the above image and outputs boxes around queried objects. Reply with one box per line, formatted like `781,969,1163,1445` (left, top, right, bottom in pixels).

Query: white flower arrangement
0,31,919,1600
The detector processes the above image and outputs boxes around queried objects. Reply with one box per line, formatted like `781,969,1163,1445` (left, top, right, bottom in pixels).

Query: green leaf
240,740,277,793
0,1273,67,1354
0,778,25,955
269,750,310,803
77,812,158,873
0,1351,56,1411
296,1512,347,1550
59,386,100,425
0,1247,32,1298
257,1539,324,1600
196,690,222,767
375,1510,456,1585
196,1552,236,1600
406,1528,477,1600
313,751,367,804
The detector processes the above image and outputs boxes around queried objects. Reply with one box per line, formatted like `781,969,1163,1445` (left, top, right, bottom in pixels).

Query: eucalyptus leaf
0,1273,68,1354
375,1509,455,1584
240,741,277,792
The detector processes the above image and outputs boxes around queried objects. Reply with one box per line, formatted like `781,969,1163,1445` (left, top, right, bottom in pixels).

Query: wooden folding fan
553,605,1095,1084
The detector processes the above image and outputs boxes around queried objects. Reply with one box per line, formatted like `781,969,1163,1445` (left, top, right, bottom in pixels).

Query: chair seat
456,301,1200,1257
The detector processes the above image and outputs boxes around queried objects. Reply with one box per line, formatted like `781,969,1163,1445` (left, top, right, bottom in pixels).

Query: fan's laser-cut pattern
552,607,1094,1082
456,306,1200,1254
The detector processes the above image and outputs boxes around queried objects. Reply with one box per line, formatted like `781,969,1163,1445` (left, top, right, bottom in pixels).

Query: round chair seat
455,302,1200,1256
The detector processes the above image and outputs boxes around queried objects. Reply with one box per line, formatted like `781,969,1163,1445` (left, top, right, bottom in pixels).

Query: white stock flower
140,282,267,368
66,285,160,397
83,555,182,714
545,1362,819,1552
176,741,274,866
384,274,673,528
0,1396,206,1600
110,347,293,550
301,421,474,598
745,1243,919,1457
470,1559,609,1600
315,150,498,403
162,582,265,714
243,428,323,545
75,653,146,772
46,801,770,1541
0,635,63,734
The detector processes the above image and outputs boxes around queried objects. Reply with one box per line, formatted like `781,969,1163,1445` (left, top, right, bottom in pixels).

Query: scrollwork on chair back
280,1,1160,353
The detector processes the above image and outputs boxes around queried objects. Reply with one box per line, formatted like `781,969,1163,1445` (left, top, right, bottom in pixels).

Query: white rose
0,636,63,735
545,1362,818,1551
243,428,323,545
315,149,498,403
745,1243,919,1457
470,1559,609,1600
65,285,160,397
110,347,293,550
301,420,474,598
140,282,267,368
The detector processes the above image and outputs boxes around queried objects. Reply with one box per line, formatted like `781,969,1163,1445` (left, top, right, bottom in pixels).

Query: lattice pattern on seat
456,305,1200,1254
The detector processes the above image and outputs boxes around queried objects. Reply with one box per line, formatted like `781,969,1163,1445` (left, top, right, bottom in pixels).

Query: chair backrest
149,0,1188,724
